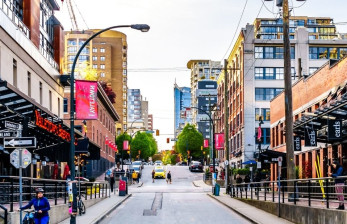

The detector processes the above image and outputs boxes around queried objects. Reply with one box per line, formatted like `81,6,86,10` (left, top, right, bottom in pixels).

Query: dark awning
293,83,347,144
259,150,287,167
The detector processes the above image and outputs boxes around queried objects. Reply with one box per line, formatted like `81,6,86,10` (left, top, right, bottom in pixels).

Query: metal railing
0,176,109,212
0,204,7,224
229,176,347,210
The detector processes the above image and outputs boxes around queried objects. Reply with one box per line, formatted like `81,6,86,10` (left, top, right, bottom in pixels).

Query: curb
92,194,132,224
207,193,258,224
138,182,144,188
192,181,200,187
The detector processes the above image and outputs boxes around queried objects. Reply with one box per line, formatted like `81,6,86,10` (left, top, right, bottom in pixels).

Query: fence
229,176,347,209
0,176,109,212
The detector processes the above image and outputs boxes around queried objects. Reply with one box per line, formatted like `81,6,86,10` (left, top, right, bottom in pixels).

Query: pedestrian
109,173,115,192
220,167,225,180
244,174,250,192
329,160,345,210
20,188,50,224
167,171,172,184
236,174,243,193
152,169,155,183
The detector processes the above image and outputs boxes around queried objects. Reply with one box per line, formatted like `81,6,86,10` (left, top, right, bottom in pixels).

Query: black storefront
0,80,100,178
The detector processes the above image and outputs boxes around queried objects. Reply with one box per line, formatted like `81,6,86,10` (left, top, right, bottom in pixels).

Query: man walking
109,173,115,192
167,171,172,184
152,169,155,183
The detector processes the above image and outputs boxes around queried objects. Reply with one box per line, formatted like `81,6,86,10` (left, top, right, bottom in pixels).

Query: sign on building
328,120,342,140
294,136,301,151
75,80,98,120
304,127,317,147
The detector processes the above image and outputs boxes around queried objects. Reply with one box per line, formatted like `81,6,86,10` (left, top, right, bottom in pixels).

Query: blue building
174,83,192,138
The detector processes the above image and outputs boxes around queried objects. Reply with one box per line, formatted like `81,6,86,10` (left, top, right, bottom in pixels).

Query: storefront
0,79,100,178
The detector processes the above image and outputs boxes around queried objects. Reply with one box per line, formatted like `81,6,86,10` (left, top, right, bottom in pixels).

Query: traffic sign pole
19,149,23,224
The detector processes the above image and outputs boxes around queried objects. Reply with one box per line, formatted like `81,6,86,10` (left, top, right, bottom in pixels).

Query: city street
100,165,251,224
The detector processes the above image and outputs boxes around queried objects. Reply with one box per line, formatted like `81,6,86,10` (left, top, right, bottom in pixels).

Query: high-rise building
148,114,153,131
174,83,192,138
141,100,149,130
63,30,128,134
127,89,144,134
215,17,347,168
187,60,222,139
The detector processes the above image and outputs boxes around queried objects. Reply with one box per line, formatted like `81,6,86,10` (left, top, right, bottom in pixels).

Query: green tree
146,132,158,156
130,132,153,161
116,133,131,159
176,124,204,159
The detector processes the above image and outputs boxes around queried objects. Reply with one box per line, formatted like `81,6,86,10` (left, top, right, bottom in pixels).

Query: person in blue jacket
329,160,345,210
20,187,50,224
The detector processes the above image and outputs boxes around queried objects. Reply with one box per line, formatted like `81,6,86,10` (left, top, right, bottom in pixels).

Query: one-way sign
5,121,22,130
4,137,36,148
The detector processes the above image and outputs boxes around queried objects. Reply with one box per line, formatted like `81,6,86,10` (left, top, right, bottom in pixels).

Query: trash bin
119,180,126,196
122,177,128,195
214,184,220,196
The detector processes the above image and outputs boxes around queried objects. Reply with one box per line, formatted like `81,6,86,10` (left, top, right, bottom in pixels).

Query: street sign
5,121,22,130
4,137,36,148
21,149,32,168
10,149,20,168
224,160,229,166
257,162,261,169
272,158,278,162
0,131,17,138
146,130,154,134
278,156,283,167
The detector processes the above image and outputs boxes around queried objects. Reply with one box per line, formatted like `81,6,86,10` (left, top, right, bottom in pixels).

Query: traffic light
127,151,130,154
166,138,170,143
201,146,203,151
156,130,159,136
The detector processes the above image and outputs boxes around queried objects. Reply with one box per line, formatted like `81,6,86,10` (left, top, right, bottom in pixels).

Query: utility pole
282,0,295,186
224,59,229,189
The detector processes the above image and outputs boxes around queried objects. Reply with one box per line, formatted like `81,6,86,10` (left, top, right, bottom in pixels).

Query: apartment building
174,83,192,138
216,17,347,168
63,30,128,134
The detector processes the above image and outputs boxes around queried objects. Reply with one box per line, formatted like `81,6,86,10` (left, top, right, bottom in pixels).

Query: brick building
270,57,347,181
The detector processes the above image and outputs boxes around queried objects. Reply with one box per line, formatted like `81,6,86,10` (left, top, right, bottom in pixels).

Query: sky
56,0,347,151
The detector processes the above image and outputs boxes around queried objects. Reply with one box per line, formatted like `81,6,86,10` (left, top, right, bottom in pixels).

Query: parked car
181,161,187,166
133,160,144,169
154,166,166,179
189,161,203,172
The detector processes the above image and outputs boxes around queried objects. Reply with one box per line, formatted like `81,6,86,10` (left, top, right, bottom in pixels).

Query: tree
176,124,203,159
130,132,152,161
116,133,131,159
99,81,116,104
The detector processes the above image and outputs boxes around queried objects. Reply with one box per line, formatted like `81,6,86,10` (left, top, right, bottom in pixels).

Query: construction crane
66,0,79,30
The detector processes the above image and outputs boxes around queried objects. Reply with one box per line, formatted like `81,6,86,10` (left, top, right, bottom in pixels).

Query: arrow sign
4,137,36,148
0,131,17,138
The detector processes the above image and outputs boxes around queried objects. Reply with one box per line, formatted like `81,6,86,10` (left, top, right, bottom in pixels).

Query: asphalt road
100,165,251,224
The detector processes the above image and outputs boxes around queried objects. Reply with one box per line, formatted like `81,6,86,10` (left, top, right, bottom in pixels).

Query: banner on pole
76,80,98,120
328,120,342,140
304,127,317,147
214,133,224,150
294,136,301,151
123,140,129,150
203,139,209,148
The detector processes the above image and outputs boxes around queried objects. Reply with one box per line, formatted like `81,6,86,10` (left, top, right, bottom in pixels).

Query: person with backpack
329,160,345,210
20,188,50,224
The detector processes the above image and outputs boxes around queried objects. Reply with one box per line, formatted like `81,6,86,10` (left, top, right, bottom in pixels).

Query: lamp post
123,118,144,166
69,24,149,224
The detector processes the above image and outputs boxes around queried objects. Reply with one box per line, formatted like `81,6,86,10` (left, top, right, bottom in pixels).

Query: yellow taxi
154,166,166,179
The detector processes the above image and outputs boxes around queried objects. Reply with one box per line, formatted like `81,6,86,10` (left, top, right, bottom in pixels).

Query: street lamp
69,24,150,223
122,118,144,167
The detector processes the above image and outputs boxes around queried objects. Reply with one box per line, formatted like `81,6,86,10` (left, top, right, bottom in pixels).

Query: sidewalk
59,192,131,224
193,180,293,224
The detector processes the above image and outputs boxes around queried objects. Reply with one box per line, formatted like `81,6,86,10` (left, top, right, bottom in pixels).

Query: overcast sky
56,0,347,150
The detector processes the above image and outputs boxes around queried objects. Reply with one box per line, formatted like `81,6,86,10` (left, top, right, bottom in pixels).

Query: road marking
143,192,163,216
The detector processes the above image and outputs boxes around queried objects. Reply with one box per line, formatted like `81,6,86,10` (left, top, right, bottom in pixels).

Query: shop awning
293,83,347,144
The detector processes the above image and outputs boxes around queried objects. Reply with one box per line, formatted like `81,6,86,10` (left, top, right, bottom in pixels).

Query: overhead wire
72,0,89,30
221,0,249,61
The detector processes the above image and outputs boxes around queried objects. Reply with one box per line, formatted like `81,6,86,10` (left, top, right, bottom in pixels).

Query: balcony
0,0,30,39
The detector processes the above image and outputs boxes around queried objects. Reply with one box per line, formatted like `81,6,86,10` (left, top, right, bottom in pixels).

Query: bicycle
77,194,86,216
22,209,35,224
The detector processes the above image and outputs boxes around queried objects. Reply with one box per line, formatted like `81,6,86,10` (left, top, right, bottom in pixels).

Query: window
100,56,105,61
275,68,284,79
92,56,97,61
64,98,68,113
13,59,17,87
100,72,105,77
255,108,270,121
68,55,75,62
309,67,319,75
100,64,105,69
92,64,97,69
340,48,347,59
255,46,295,59
319,47,328,59
329,48,338,59
92,48,97,53
255,68,263,79
255,47,263,59
100,48,105,53
255,128,271,144
264,68,274,79
67,47,77,53
255,88,283,101
27,72,31,97
79,55,89,62
68,39,77,45
49,90,52,111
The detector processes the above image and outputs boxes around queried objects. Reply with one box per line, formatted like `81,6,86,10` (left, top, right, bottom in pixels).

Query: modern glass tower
174,83,192,138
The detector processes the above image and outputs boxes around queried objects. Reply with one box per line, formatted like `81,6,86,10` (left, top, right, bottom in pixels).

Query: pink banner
204,139,209,148
214,133,224,150
123,140,129,150
76,80,98,120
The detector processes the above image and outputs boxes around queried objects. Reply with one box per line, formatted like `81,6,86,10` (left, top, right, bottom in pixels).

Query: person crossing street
167,171,172,184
